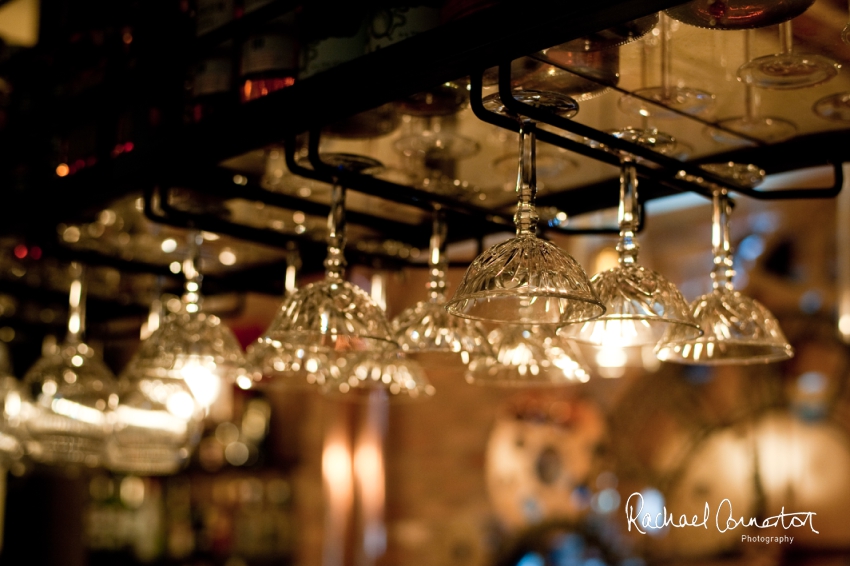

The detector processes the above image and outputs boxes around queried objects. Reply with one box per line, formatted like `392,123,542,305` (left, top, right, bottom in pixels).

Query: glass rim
445,290,605,325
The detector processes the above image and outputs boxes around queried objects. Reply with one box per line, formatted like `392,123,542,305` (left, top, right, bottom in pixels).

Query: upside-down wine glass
258,154,398,383
123,232,246,422
446,90,603,325
737,20,839,90
325,272,435,400
22,262,118,467
559,145,701,350
465,325,589,386
245,243,329,390
0,344,25,473
619,13,716,119
105,295,205,475
666,0,814,30
708,30,797,144
656,190,794,364
392,209,490,366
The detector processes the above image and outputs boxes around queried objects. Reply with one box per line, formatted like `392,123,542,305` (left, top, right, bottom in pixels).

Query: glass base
482,90,579,119
706,116,797,144
700,162,766,188
665,0,814,30
737,53,839,90
618,86,716,119
813,92,850,122
394,130,480,161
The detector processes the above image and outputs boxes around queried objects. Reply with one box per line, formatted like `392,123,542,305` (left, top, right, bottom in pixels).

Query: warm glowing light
165,390,198,420
218,249,237,266
51,397,106,425
161,238,178,253
115,405,189,435
13,245,27,259
56,164,70,177
169,261,182,274
180,360,222,409
840,314,850,336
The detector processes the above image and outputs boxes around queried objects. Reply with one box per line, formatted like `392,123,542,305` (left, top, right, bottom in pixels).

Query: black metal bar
172,167,432,246
282,131,519,244
144,184,428,272
494,62,844,203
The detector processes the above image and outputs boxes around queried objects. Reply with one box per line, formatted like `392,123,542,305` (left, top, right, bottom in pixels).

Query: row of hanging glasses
3,3,824,474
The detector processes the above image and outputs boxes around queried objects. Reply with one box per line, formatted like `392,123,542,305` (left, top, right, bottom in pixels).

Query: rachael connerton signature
624,493,819,535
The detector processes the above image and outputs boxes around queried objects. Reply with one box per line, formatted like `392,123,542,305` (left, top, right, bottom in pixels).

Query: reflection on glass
23,263,118,467
466,326,589,386
447,90,603,325
324,352,435,401
656,190,794,364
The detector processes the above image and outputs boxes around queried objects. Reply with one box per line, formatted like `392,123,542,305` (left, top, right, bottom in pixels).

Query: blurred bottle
239,10,298,102
190,0,237,121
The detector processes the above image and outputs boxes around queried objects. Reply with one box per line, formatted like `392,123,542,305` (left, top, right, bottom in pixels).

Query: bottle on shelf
239,11,298,103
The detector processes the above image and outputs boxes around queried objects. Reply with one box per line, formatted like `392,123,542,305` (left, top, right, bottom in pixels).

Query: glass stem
427,208,448,303
743,29,758,121
779,21,793,56
284,241,301,296
711,190,736,291
514,120,539,237
660,12,672,100
183,231,204,312
617,159,640,265
66,262,86,344
325,181,347,281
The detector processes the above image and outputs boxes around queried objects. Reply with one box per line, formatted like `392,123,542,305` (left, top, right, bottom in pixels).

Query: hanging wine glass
22,263,118,467
394,114,481,181
465,325,589,386
559,150,701,348
666,0,814,30
737,21,839,90
105,295,205,476
324,351,435,400
446,90,603,325
247,244,332,389
707,30,797,144
124,233,246,421
258,154,398,371
526,46,620,102
392,209,491,366
325,271,434,400
656,190,794,364
619,14,716,119
0,344,25,472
